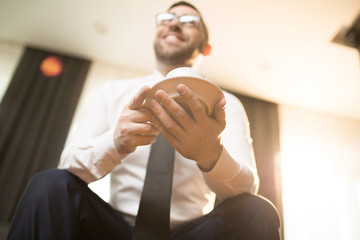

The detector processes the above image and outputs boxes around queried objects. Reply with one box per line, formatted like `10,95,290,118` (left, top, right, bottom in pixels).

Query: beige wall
0,42,23,103
279,105,360,240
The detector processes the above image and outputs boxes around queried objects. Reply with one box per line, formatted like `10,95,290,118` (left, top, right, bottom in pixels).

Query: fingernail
177,84,186,94
219,99,226,110
155,90,166,99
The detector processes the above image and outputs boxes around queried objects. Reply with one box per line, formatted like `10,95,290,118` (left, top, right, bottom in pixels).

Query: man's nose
168,17,182,28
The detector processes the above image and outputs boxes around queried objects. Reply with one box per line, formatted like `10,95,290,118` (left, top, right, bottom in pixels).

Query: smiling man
7,2,281,240
154,3,211,70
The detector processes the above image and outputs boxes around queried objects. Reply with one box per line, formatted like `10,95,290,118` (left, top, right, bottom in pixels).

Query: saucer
145,67,224,116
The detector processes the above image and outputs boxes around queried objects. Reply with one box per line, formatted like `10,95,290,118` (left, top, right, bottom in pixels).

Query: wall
0,42,23,103
280,105,360,240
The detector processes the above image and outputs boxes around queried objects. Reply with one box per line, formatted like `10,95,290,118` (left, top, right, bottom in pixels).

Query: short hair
168,1,209,51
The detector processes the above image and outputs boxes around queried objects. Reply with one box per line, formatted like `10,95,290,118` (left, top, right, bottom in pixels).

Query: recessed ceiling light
94,22,109,35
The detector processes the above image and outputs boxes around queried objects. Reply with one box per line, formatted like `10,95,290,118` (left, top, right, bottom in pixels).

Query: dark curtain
233,93,283,233
0,47,90,222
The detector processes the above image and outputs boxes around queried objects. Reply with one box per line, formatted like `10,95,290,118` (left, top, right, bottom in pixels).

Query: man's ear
202,44,212,56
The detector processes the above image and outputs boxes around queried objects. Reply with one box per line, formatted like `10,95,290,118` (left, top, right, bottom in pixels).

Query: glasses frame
156,12,201,27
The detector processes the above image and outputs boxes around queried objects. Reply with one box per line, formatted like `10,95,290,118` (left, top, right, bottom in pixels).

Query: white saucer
145,67,224,116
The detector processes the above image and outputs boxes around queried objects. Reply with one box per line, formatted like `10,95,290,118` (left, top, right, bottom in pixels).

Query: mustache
168,25,182,34
163,28,184,41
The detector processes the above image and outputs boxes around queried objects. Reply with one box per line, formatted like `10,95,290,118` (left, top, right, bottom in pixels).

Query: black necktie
132,134,175,240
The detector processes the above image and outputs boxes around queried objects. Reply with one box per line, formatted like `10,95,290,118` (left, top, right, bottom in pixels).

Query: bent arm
59,84,126,183
201,92,259,200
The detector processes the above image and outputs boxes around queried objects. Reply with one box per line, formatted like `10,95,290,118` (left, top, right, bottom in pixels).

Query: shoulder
222,89,244,108
221,89,250,123
98,74,157,96
102,75,151,90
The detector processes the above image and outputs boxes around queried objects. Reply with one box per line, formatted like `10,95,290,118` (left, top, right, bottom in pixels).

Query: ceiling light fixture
94,22,109,35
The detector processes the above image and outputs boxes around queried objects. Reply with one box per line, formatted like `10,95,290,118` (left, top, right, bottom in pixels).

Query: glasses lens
156,13,200,27
156,13,175,25
179,15,200,26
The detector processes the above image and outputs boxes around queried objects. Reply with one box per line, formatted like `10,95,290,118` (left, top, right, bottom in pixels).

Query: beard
154,40,199,66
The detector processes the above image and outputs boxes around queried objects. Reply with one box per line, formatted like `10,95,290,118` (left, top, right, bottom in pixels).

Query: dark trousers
7,169,281,240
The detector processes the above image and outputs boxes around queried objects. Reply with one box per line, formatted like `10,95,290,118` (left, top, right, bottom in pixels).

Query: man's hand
149,84,226,171
113,86,159,154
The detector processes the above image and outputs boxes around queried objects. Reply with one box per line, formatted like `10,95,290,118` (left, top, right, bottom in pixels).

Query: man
7,1,281,239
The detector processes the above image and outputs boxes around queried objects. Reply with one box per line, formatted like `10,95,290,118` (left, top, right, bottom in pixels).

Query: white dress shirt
59,71,259,230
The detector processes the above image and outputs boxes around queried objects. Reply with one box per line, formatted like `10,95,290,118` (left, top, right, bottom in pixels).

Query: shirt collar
147,70,165,87
153,69,165,79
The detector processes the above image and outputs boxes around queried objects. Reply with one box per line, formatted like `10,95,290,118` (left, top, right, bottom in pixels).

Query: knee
239,194,279,220
219,194,281,239
25,169,86,201
221,193,281,227
248,194,280,223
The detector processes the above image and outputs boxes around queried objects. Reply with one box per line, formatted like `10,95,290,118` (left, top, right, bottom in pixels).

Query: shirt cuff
65,129,127,183
202,147,240,181
201,147,257,199
91,129,127,175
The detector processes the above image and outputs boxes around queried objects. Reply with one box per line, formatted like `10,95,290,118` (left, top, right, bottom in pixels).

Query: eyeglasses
156,13,201,27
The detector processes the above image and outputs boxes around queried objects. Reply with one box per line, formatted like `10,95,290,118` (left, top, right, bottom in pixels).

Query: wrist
196,142,223,172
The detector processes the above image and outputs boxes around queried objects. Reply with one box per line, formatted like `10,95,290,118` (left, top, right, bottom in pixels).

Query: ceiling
1,0,360,120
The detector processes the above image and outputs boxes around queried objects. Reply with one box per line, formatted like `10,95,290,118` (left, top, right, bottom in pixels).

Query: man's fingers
113,121,159,154
148,98,185,140
120,107,156,125
154,90,192,127
115,134,158,154
213,98,226,127
129,86,150,110
176,84,207,121
128,122,159,136
135,134,159,146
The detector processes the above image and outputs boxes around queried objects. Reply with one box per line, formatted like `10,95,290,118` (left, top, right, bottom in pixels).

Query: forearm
59,129,126,183
201,146,259,201
201,92,259,200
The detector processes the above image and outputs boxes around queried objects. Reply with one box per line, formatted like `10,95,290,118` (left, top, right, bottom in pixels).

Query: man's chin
159,44,183,54
154,43,196,65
